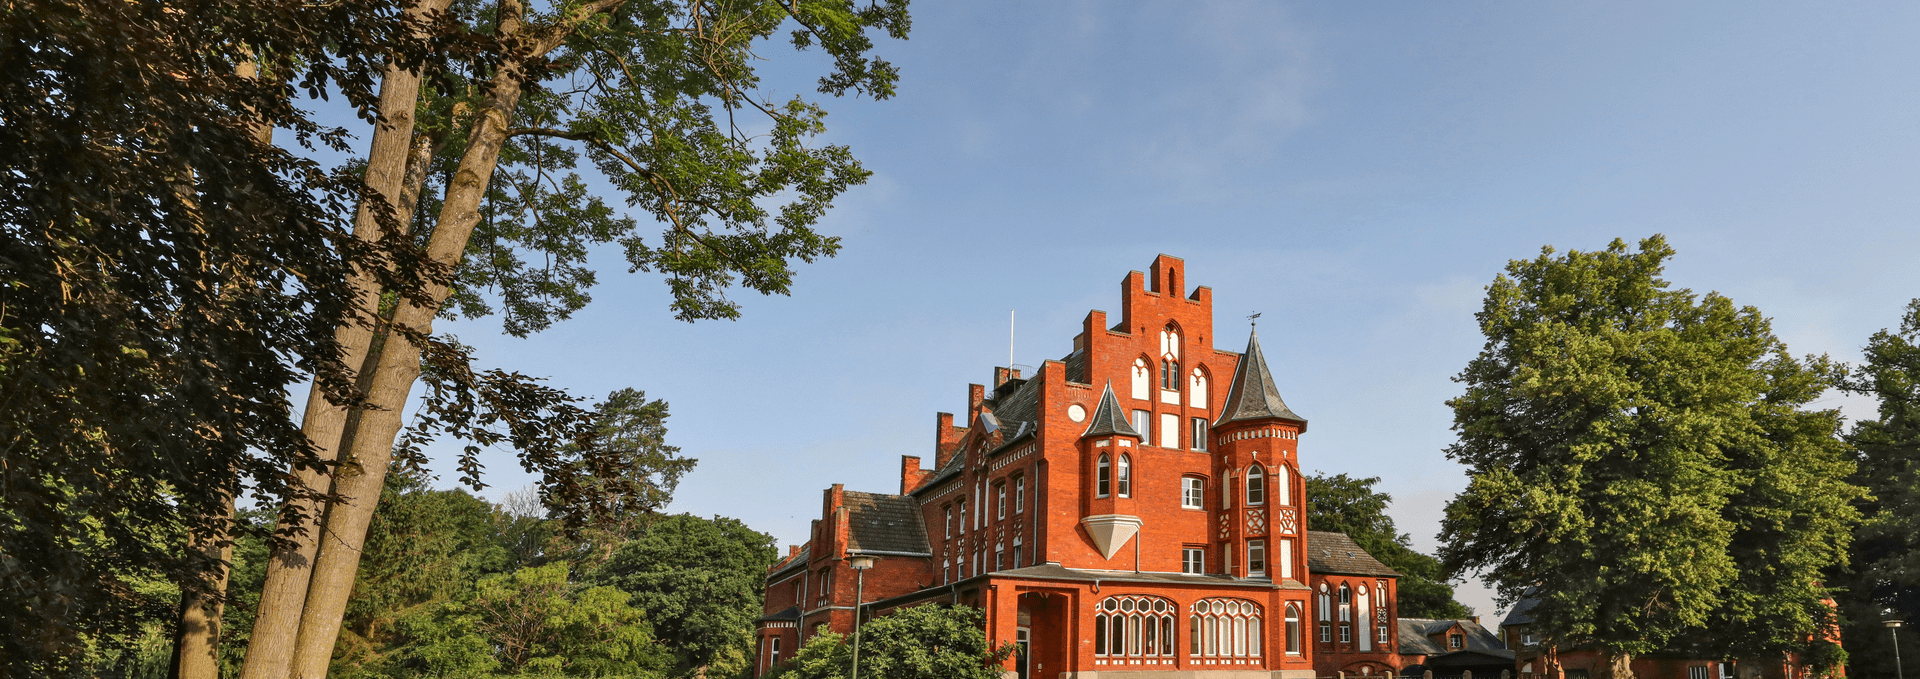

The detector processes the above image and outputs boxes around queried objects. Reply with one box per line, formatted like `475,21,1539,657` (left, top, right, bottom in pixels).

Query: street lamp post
1886,612,1905,679
849,556,876,679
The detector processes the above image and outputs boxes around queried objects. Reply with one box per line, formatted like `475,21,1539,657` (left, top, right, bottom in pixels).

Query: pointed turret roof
1215,328,1308,430
1080,382,1140,438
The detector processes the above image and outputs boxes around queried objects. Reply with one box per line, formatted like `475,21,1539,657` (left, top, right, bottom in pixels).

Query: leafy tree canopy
594,514,779,675
768,605,1013,679
1437,236,1861,674
1304,472,1473,619
1832,298,1920,678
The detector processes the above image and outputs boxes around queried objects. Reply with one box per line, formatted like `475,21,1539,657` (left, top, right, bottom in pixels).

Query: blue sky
396,1,1920,617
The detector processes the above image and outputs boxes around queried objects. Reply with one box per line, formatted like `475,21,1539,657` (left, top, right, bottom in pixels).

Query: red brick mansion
754,256,1448,679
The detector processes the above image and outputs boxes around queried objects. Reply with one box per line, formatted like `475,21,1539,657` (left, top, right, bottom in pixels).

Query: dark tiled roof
768,545,810,579
1500,597,1538,627
1215,328,1307,430
1063,349,1089,384
1080,382,1141,438
1306,531,1400,577
992,375,1044,431
843,491,931,555
1398,618,1511,659
757,606,801,622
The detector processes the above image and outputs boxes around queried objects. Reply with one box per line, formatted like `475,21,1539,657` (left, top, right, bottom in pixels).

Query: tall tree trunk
284,16,532,676
170,494,235,679
239,2,449,676
172,54,276,679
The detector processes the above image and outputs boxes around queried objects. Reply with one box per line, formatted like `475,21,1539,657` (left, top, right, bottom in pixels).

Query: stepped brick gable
754,256,1438,679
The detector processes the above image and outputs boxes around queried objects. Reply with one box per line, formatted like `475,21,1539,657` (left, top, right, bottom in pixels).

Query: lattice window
1189,598,1263,663
1094,596,1176,665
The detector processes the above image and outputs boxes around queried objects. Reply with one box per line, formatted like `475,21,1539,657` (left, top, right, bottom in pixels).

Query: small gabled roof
843,491,931,555
1306,531,1400,577
1080,382,1140,439
1215,328,1307,430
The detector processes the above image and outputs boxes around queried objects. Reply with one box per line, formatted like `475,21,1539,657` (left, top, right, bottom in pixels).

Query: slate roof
1080,382,1141,438
1063,349,1089,384
843,491,932,555
756,606,801,622
1215,328,1308,430
1305,531,1400,577
1499,596,1539,627
1398,618,1512,659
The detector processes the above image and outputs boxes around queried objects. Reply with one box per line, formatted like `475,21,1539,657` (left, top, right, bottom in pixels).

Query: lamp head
849,555,876,570
1885,608,1905,628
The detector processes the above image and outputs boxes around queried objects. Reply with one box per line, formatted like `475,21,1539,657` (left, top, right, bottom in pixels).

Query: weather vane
1248,312,1262,327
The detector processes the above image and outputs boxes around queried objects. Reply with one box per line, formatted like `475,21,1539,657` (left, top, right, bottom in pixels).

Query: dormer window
1246,464,1266,505
1097,454,1111,498
1117,454,1132,497
1449,634,1463,650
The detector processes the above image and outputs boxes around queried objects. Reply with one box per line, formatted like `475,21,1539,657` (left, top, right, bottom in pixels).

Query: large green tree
243,2,912,675
1437,236,1861,679
595,514,779,677
1832,299,1920,678
0,0,434,672
1304,472,1473,619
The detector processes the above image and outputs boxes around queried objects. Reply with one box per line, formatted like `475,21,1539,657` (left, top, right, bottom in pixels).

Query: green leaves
1439,235,1862,658
767,605,1012,679
1304,472,1474,618
593,514,779,674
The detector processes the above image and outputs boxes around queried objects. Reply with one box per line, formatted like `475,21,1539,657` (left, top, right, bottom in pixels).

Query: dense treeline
94,471,779,679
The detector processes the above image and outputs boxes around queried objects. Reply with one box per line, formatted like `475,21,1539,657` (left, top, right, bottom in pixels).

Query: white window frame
1117,454,1132,497
1097,454,1111,498
1014,475,1025,513
1247,540,1266,577
1246,465,1265,506
1191,417,1208,450
1131,409,1151,441
1181,477,1204,509
1182,547,1204,574
996,483,1006,519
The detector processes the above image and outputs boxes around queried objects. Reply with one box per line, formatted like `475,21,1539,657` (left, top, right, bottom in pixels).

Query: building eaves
1215,328,1307,430
1305,531,1400,577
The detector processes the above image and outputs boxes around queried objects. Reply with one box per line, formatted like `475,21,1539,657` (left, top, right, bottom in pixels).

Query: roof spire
1215,327,1308,430
1080,381,1140,439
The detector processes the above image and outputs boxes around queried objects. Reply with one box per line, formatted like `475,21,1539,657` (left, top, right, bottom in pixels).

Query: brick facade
754,256,1435,679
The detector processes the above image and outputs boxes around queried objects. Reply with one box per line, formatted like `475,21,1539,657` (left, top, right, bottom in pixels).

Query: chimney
900,455,926,494
789,545,800,557
969,383,985,416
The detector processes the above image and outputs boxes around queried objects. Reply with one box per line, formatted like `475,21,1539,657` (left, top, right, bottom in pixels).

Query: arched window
1117,454,1132,498
1339,584,1353,643
1275,465,1290,506
1189,599,1262,662
1246,464,1265,506
1097,455,1111,498
1285,603,1302,655
1318,584,1332,642
1131,358,1150,400
1094,596,1176,663
1160,326,1182,391
1189,367,1208,408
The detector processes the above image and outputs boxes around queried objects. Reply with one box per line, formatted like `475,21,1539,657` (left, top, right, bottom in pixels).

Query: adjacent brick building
754,256,1469,679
